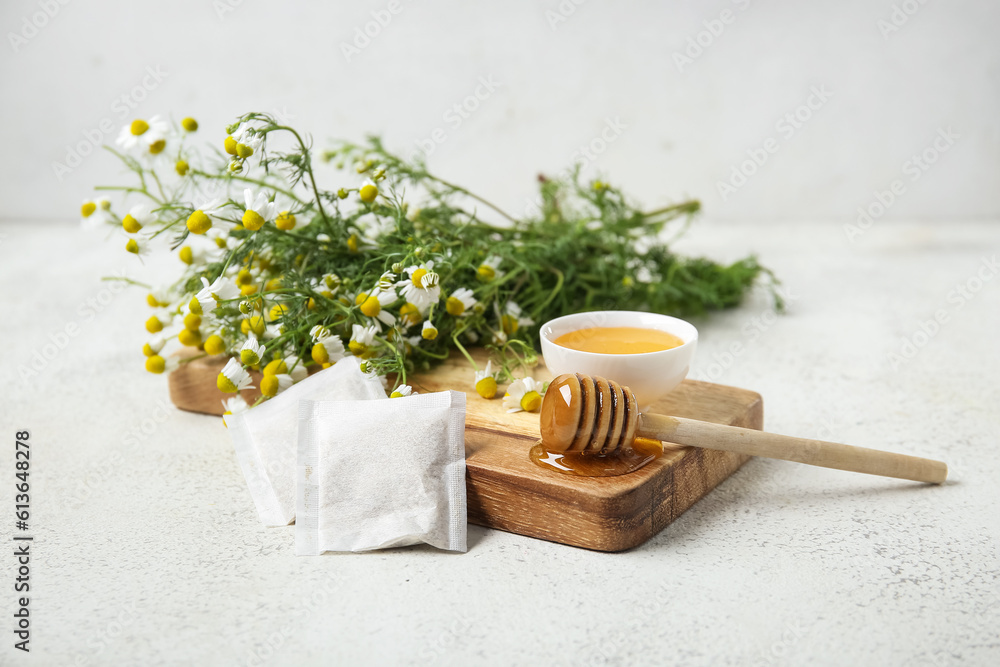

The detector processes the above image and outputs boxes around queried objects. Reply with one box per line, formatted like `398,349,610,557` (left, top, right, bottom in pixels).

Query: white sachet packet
225,357,386,526
296,391,467,554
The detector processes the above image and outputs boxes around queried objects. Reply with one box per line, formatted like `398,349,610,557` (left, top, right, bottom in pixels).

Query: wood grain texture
168,349,763,551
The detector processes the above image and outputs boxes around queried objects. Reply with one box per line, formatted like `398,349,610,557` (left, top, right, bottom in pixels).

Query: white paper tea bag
225,357,386,526
296,391,467,554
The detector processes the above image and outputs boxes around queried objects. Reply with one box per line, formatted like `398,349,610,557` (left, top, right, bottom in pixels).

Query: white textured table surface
1,220,998,666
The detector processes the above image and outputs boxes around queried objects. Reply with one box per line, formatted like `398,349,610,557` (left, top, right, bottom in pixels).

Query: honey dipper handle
638,414,948,484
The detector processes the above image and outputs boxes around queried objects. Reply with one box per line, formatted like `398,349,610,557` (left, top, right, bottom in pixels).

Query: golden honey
529,437,663,477
552,326,684,354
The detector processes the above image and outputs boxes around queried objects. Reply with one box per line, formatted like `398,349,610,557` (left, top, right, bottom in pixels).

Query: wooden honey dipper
539,374,948,484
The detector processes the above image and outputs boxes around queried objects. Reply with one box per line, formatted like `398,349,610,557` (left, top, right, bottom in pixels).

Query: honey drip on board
529,437,663,477
551,326,684,355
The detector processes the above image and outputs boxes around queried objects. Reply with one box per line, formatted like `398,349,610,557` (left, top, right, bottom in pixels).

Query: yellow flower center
410,268,428,289
146,294,159,308
347,234,359,253
399,303,422,326
145,355,166,374
269,304,287,320
181,117,198,132
475,376,497,399
263,359,288,375
175,160,189,176
80,202,96,217
446,296,465,316
422,326,438,341
355,292,368,305
240,349,260,366
204,335,225,356
240,284,259,296
520,390,542,412
235,268,253,286
242,209,265,231
189,296,202,314
125,239,140,254
276,211,296,230
142,342,156,357
359,294,382,318
179,246,194,265
186,210,212,235
311,342,330,364
501,314,519,336
348,341,375,358
130,119,149,136
477,264,495,281
246,316,265,335
264,278,282,292
307,297,317,310
183,313,201,331
224,136,237,155
236,143,254,159
260,374,279,398
217,373,238,393
178,328,201,347
148,139,166,154
122,214,142,233
359,184,378,203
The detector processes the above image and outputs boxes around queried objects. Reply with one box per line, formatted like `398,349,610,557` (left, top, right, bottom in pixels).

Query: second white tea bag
296,391,467,554
225,357,386,526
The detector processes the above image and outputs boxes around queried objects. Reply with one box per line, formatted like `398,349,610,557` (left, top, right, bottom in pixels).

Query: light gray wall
1,0,997,223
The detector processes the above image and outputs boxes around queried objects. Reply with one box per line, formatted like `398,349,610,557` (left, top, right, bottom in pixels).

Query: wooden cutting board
169,349,763,552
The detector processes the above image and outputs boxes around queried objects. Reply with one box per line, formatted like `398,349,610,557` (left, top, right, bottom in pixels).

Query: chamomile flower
349,324,378,358
311,330,347,365
240,334,265,366
197,276,240,312
445,287,477,317
477,255,503,282
227,122,264,158
356,285,398,326
310,325,331,342
186,198,227,236
203,334,226,356
222,395,249,419
178,245,207,266
144,354,178,374
80,198,112,230
390,384,414,398
242,188,277,231
503,377,545,413
421,320,438,340
116,116,168,151
260,372,293,398
142,335,166,357
359,181,379,203
217,358,253,393
501,301,534,336
122,203,156,234
400,263,441,312
124,237,152,258
474,361,499,399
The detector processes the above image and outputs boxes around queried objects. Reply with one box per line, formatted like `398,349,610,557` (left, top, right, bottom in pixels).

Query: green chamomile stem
191,170,304,204
422,173,518,226
150,170,168,201
451,332,477,371
101,276,151,289
273,125,330,226
94,185,163,205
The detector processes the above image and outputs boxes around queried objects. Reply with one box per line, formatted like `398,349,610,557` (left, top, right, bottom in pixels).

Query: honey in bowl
551,326,684,355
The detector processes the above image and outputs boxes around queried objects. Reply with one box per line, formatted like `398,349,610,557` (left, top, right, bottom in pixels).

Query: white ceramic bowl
539,310,698,408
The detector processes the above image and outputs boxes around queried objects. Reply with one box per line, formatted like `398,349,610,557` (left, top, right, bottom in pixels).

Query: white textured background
1,0,998,223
